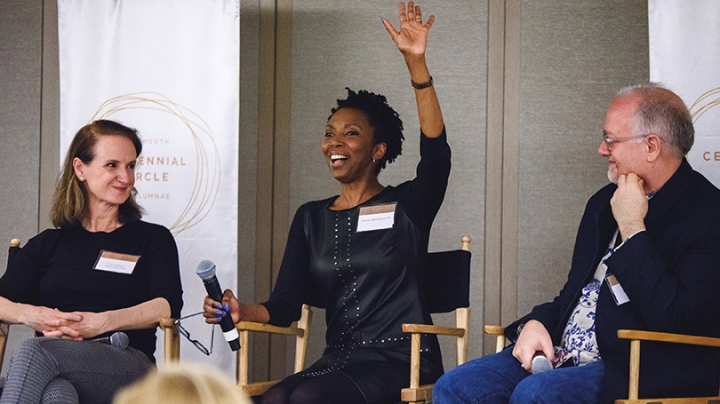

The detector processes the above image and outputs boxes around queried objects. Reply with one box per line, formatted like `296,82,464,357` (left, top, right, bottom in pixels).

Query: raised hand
382,1,434,57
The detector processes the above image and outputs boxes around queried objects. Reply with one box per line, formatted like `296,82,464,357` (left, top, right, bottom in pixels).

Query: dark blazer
506,159,720,403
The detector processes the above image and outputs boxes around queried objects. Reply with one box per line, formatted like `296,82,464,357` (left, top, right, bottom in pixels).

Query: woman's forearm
405,54,444,138
0,296,84,334
0,296,28,325
103,297,171,332
237,302,271,323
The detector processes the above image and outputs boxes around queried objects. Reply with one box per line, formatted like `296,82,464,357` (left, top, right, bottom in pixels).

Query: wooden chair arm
159,318,176,328
402,323,465,337
484,325,507,353
402,312,471,397
0,321,9,374
401,324,463,392
483,325,505,335
237,304,313,396
159,317,179,362
617,329,720,348
242,381,278,397
401,384,434,403
236,321,305,337
617,329,720,402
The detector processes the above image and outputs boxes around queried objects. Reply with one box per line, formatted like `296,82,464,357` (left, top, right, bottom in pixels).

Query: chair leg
410,333,421,389
456,308,470,366
238,330,249,386
628,339,640,400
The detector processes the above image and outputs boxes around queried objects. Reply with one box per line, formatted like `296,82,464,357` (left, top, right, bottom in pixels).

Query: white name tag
605,274,630,305
357,203,396,232
94,250,140,275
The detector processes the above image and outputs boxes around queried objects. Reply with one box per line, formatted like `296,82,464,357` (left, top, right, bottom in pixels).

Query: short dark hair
51,119,144,228
330,88,404,175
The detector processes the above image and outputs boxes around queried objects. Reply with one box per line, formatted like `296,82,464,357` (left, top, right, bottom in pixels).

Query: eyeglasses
174,312,214,356
602,134,647,150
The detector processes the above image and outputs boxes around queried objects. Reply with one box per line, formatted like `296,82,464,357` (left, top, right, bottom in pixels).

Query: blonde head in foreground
114,363,252,404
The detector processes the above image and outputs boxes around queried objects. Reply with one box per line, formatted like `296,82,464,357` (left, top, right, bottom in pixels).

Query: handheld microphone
531,351,553,374
91,331,129,349
196,260,240,351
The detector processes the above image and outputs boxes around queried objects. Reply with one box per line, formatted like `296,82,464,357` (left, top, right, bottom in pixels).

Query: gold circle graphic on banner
689,87,720,123
91,92,220,236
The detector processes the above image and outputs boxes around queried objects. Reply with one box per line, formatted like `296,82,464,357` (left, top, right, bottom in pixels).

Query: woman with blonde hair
114,363,252,404
0,119,183,403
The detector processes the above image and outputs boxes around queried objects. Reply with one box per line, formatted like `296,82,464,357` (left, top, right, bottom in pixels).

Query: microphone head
531,355,553,374
109,332,130,349
196,260,217,281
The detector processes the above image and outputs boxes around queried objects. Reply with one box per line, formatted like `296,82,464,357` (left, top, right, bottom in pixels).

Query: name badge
605,274,630,305
357,203,396,232
94,250,140,275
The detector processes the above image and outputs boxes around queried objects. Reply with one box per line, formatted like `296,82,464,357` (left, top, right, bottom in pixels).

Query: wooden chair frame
401,308,470,403
484,324,507,354
614,329,720,404
235,303,313,397
401,235,472,404
159,318,181,362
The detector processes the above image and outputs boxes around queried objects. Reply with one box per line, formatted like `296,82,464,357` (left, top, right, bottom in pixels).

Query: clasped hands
26,306,107,340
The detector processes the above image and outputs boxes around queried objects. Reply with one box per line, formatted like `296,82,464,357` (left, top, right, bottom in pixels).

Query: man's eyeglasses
603,134,647,150
174,312,214,356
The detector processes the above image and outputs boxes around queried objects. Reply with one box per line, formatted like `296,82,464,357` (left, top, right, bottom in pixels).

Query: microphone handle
203,277,241,351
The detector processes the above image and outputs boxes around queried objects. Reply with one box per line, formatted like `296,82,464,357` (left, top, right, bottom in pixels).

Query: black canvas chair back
425,248,471,314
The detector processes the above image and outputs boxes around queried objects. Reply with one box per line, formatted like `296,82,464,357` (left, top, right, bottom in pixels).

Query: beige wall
0,0,648,383
0,0,46,377
517,0,649,321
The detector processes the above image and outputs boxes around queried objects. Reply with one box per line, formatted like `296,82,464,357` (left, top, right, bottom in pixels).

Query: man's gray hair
617,82,694,157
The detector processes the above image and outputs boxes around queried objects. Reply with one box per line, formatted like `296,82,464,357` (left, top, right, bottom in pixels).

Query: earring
372,159,376,163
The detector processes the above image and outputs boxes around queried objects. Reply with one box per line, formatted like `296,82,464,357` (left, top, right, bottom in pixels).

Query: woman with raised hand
204,2,449,403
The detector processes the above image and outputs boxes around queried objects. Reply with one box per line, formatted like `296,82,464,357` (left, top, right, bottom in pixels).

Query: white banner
649,0,720,187
58,0,239,375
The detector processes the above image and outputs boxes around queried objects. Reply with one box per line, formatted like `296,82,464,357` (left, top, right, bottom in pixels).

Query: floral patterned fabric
554,231,618,367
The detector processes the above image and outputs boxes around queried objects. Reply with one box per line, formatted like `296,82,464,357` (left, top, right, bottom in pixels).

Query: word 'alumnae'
137,193,170,200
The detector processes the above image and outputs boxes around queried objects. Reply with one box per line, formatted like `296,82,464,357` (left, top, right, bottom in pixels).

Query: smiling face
598,94,647,183
73,135,138,210
322,108,386,184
